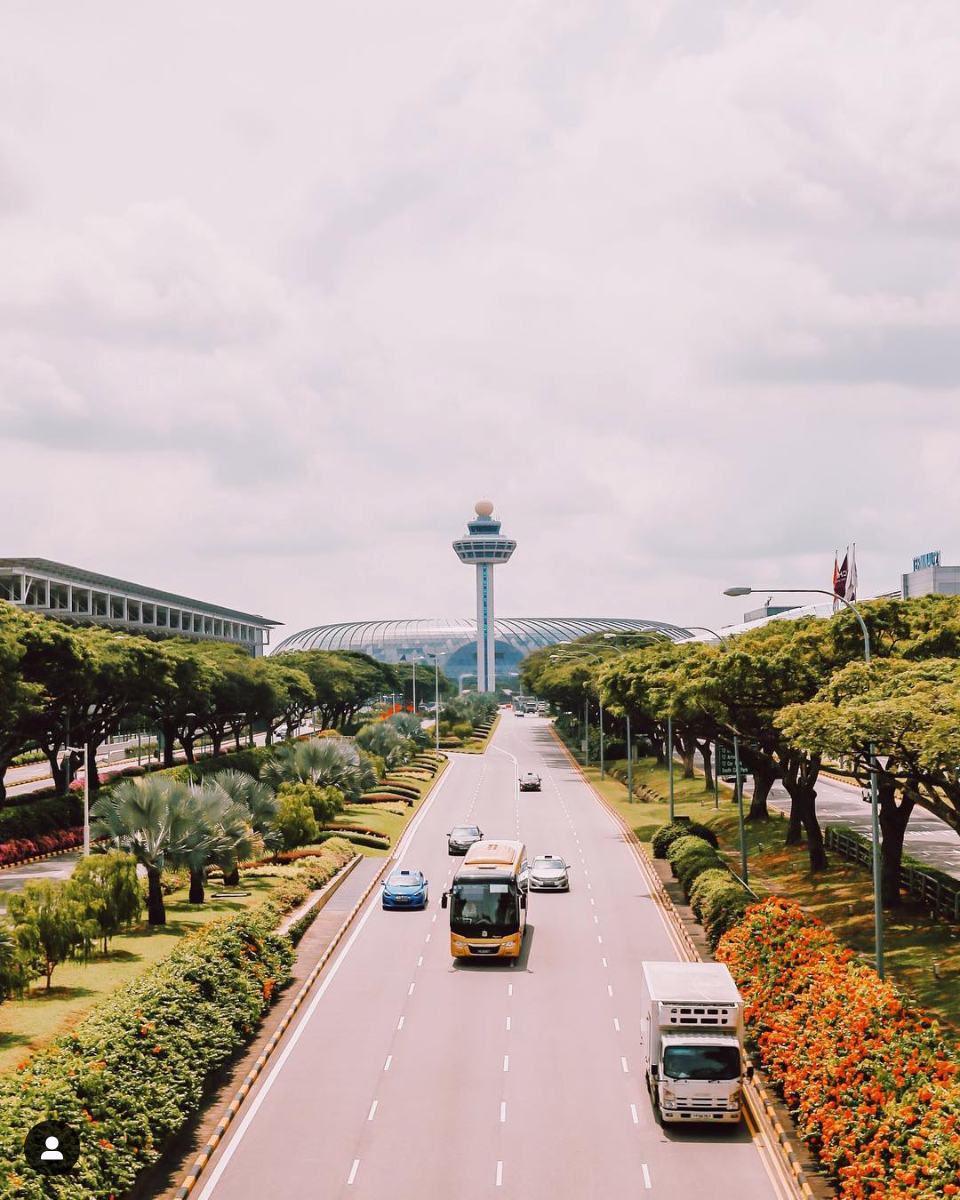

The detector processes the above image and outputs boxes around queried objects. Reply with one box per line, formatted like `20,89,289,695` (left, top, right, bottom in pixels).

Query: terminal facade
0,557,279,655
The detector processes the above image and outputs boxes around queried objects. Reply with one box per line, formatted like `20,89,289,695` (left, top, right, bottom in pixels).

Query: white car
529,855,570,892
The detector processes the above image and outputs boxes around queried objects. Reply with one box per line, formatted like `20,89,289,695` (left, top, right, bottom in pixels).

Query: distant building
0,557,279,655
741,601,799,623
901,550,960,599
452,500,517,693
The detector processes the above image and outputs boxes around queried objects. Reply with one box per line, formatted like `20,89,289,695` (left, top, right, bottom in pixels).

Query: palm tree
181,782,263,903
91,776,196,925
208,770,279,885
263,739,363,799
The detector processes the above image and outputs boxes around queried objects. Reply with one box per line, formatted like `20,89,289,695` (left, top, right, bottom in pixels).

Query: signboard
912,550,941,572
716,741,746,780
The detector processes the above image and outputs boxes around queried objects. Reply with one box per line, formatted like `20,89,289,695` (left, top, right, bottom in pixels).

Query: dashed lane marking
631,1104,639,1125
367,1101,378,1122
621,1056,629,1073
383,1055,393,1071
503,1055,510,1072
496,1161,504,1187
500,1102,507,1123
642,1164,651,1189
397,1017,404,1030
613,1017,621,1031
347,1159,360,1185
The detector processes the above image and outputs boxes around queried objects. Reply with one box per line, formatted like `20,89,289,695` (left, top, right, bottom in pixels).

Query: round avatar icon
24,1120,81,1176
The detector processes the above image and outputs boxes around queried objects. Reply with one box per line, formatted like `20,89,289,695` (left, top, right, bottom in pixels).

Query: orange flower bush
717,898,960,1198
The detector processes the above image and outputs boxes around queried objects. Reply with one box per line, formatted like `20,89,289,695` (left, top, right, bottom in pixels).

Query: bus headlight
453,938,467,949
501,939,517,950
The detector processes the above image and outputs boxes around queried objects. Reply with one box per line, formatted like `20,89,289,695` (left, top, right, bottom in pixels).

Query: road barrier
825,825,960,922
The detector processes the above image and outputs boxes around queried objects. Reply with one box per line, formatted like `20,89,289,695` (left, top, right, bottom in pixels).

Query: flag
832,552,840,612
845,544,858,602
835,548,849,605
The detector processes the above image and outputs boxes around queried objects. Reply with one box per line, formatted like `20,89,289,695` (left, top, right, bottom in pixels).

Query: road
194,716,785,1200
0,852,81,916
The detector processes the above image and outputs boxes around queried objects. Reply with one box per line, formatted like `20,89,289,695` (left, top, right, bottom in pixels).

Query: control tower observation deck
452,501,516,692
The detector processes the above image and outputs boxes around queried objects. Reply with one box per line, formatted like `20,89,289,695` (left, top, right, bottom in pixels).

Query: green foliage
0,794,82,841
0,925,30,1002
652,821,718,859
69,852,143,954
316,829,389,850
687,868,751,948
276,781,344,825
262,737,364,800
7,880,94,989
451,721,474,739
275,791,320,849
0,911,293,1198
665,834,725,894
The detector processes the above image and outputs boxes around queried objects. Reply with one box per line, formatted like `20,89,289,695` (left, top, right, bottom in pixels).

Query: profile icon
24,1120,80,1176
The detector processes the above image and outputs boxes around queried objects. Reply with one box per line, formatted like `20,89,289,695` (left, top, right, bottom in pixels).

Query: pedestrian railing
825,825,960,922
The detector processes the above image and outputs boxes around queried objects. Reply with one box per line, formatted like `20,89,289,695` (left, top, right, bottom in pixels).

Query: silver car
529,854,570,891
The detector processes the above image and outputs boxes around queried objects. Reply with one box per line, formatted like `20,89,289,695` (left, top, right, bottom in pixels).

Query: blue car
382,869,429,910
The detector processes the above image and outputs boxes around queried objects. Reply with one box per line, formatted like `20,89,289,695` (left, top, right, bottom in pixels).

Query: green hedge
154,745,276,785
316,829,389,850
652,820,719,859
666,834,726,895
0,912,294,1198
0,794,82,840
688,868,751,948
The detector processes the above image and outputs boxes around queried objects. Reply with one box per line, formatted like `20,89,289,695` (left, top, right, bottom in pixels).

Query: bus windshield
450,881,519,937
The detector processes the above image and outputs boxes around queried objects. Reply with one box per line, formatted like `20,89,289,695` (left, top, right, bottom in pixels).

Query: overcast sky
3,1,959,644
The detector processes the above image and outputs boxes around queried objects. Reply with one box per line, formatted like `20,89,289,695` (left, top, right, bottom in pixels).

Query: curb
277,852,362,935
550,727,818,1200
0,843,85,872
173,754,452,1198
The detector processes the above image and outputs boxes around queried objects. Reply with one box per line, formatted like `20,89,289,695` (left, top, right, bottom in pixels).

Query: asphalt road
194,717,785,1200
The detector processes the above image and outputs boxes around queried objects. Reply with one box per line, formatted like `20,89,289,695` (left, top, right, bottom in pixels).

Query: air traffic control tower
452,501,517,692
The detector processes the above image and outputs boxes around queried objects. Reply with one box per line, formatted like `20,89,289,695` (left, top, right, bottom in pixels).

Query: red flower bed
0,826,85,866
717,897,960,1198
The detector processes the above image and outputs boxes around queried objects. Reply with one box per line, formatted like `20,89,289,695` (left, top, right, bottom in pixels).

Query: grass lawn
328,756,450,856
557,732,960,1031
0,877,281,1075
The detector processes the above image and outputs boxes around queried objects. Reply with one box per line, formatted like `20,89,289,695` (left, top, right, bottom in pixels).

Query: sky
3,1,960,645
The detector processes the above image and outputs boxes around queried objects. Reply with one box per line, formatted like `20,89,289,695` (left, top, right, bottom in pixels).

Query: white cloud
2,0,960,640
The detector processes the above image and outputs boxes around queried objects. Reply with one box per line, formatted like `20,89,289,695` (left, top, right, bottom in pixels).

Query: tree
209,769,280,884
69,852,143,953
8,880,92,989
355,721,407,766
252,658,315,745
91,775,198,925
779,657,960,904
0,925,30,1001
275,791,320,850
144,639,222,767
0,605,45,807
276,781,344,826
394,661,454,708
262,738,364,799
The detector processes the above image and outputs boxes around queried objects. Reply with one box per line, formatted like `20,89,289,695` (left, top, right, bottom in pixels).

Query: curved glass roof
273,617,690,678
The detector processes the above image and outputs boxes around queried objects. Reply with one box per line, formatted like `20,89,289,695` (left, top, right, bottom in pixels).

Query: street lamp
426,653,441,750
681,625,748,885
723,585,884,979
551,649,605,778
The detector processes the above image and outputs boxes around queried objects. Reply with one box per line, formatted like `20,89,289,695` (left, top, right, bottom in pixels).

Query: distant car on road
382,869,429,909
529,855,569,891
514,709,525,717
519,771,541,792
447,825,484,855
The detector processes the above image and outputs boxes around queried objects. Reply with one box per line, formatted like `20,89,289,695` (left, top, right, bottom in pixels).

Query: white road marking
621,1056,629,1073
506,1016,511,1031
348,1159,360,1185
194,756,459,1200
607,985,614,997
384,1055,393,1071
397,1016,404,1030
432,913,437,923
593,915,599,924
425,934,431,943
496,1161,504,1187
503,1055,510,1072
500,1101,507,1123
367,1100,378,1121
584,869,589,876
508,983,513,997
590,897,595,905
642,1163,652,1189
613,1017,620,1031
587,883,592,890
631,1104,639,1124
597,935,603,945
417,956,423,967
602,957,608,968
408,982,416,995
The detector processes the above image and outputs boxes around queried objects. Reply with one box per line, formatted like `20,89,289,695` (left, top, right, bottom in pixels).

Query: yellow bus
441,840,528,960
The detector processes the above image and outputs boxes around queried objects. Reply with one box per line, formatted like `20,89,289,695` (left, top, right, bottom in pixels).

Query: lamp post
724,585,883,978
426,653,441,750
680,625,748,885
551,649,605,778
64,745,91,857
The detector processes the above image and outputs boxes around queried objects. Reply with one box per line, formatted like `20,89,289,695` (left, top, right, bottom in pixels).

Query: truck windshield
450,881,518,937
662,1045,741,1081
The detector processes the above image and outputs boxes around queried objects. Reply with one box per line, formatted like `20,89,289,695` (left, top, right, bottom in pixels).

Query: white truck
641,961,751,1123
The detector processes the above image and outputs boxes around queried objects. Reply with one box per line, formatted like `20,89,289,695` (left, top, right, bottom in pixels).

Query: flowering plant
717,897,960,1197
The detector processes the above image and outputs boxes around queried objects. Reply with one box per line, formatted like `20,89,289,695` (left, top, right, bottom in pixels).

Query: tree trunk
46,959,54,990
47,749,68,796
879,781,915,908
162,723,176,768
698,741,714,792
146,867,166,925
223,864,241,887
782,780,827,871
748,763,776,821
188,868,205,904
86,741,101,790
182,735,196,764
211,731,223,756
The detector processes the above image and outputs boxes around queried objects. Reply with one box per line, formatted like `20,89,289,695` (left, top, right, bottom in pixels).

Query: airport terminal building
273,616,690,685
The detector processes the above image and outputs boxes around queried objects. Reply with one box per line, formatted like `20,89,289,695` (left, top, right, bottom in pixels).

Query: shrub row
378,781,420,798
0,826,85,867
317,830,390,850
0,912,296,1198
652,820,719,858
687,868,751,949
666,834,726,893
717,898,960,1198
154,745,276,785
0,795,83,841
360,793,414,806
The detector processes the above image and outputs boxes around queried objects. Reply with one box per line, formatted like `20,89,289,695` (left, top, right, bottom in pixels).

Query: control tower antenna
452,501,517,693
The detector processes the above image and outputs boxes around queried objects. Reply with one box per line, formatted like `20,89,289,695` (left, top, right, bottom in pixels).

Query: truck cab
641,961,749,1123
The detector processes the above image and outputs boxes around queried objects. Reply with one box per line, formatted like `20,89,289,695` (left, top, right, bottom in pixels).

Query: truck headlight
661,1088,677,1104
